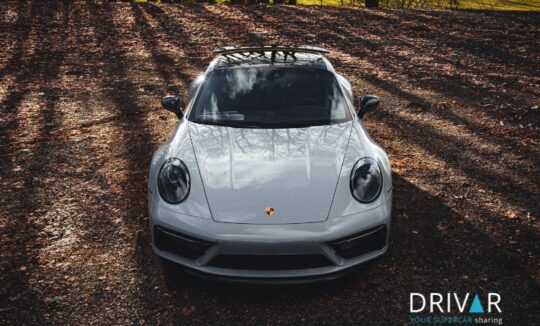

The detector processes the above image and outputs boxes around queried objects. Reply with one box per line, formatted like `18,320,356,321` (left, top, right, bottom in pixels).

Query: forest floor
0,1,539,325
266,0,540,11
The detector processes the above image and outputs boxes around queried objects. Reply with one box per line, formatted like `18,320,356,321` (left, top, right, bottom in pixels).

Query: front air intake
207,254,333,270
154,225,213,259
329,225,387,259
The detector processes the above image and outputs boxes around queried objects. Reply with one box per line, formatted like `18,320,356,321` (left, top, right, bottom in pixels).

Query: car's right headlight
349,157,383,203
158,158,190,204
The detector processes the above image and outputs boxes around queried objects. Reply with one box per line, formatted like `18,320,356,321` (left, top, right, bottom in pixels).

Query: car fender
328,119,392,218
148,120,213,219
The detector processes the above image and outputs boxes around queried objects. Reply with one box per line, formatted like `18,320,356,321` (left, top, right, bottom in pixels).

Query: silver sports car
148,46,392,283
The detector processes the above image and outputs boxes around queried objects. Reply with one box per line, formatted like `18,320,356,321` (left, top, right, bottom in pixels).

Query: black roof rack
213,45,329,56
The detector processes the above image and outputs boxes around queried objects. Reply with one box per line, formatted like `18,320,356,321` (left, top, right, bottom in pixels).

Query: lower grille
329,225,387,259
208,254,333,270
154,226,212,259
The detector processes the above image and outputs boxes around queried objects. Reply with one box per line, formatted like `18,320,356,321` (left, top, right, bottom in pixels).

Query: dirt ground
0,1,539,325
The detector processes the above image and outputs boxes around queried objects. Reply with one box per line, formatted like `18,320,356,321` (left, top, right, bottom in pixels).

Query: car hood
188,121,352,224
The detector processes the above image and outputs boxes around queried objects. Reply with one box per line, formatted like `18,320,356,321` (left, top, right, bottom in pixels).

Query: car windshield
188,67,352,128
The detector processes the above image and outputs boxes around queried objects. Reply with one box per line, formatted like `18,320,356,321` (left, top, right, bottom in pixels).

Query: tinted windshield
188,67,352,128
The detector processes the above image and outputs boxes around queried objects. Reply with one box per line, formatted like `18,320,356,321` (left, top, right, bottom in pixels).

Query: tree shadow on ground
0,1,71,324
242,4,539,126
1,2,538,325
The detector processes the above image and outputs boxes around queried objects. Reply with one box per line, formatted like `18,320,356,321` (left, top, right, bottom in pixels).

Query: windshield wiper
190,120,263,128
268,120,334,128
190,119,347,129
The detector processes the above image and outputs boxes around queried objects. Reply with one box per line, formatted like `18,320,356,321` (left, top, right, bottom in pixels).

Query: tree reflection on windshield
188,67,352,128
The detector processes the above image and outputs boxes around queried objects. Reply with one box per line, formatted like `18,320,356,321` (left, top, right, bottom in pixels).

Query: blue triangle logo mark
469,294,485,314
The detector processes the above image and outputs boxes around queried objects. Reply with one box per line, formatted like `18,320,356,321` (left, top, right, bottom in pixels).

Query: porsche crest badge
265,207,275,216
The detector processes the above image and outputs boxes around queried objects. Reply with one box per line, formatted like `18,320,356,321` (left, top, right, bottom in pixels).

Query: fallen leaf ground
0,1,539,325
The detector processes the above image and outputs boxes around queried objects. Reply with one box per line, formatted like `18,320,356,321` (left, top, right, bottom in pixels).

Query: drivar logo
408,293,503,325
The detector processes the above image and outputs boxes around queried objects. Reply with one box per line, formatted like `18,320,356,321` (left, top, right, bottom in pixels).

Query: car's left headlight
158,158,190,204
350,157,383,203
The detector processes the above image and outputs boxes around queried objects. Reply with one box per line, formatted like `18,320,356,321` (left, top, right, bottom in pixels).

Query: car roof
210,46,331,71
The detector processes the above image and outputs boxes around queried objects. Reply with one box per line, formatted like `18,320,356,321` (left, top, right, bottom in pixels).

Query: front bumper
149,194,392,283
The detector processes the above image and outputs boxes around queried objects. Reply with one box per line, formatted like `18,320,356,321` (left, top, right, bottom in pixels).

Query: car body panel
148,121,213,219
328,120,392,218
188,121,352,224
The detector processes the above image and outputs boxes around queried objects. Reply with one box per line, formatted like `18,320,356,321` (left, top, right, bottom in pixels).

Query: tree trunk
365,0,379,7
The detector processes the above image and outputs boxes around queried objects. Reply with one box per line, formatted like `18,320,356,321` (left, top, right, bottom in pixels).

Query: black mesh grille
208,254,333,270
329,225,387,259
154,226,212,259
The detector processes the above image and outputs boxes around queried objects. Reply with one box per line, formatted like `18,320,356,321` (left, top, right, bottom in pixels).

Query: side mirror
358,95,380,118
161,95,183,119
